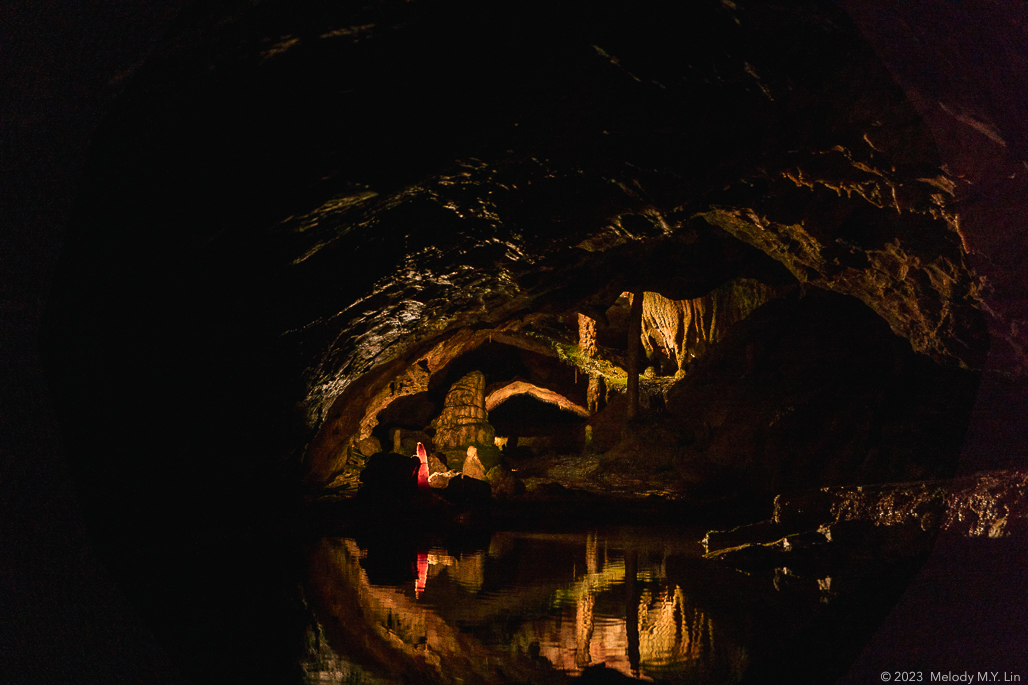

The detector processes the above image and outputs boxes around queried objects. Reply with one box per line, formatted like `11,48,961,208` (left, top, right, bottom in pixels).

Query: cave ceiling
49,0,993,491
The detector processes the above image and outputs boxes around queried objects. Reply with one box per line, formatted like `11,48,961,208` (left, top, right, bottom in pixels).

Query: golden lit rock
460,446,487,481
431,371,499,467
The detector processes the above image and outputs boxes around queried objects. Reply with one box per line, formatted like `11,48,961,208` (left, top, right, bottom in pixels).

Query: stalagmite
416,442,430,490
462,446,487,481
431,370,497,465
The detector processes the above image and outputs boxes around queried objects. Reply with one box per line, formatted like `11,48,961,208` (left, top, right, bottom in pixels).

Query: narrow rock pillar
578,313,606,413
626,291,643,421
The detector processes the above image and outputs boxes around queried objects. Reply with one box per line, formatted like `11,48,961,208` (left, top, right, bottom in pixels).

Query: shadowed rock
358,453,420,497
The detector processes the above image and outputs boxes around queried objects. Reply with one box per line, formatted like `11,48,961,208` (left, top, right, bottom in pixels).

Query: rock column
431,370,499,468
578,313,606,413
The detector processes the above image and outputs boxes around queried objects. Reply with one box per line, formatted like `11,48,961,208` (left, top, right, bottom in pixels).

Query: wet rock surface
703,469,1028,566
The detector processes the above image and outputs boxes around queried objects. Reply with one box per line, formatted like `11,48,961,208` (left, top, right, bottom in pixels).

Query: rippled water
300,523,859,684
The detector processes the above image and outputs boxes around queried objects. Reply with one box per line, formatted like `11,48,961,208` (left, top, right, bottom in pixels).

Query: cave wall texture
4,0,1028,683
43,0,1008,498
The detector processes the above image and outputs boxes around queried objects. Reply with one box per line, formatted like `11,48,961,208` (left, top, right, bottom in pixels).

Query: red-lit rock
416,442,430,491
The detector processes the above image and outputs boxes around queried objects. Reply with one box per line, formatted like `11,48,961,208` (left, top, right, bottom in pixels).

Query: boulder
486,465,525,500
356,436,382,457
428,469,459,489
358,452,420,496
461,446,487,481
440,474,492,503
428,454,449,475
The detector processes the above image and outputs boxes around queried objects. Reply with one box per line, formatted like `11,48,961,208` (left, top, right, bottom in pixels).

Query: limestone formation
427,451,459,488
431,371,497,454
461,446,487,481
578,313,606,413
415,442,429,490
484,381,589,417
577,313,598,356
428,470,458,489
641,280,777,376
428,454,449,476
356,437,382,457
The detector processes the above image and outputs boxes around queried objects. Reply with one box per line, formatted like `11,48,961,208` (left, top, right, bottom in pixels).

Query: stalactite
641,279,777,376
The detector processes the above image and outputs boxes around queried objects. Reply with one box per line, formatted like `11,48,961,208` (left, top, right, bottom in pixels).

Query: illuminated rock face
431,372,499,466
779,469,1028,540
577,314,606,413
702,469,1028,567
641,279,777,376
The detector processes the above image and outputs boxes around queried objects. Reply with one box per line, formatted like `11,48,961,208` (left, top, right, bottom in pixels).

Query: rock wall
44,0,1000,499
664,289,981,496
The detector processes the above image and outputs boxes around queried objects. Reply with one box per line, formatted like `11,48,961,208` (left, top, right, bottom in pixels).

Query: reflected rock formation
304,530,752,684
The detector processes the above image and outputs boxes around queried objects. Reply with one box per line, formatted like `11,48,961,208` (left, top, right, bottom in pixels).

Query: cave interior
38,1,1028,683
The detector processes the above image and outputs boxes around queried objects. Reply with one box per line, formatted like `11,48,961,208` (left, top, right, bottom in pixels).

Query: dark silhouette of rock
486,465,525,500
665,289,980,496
440,474,492,504
358,452,420,497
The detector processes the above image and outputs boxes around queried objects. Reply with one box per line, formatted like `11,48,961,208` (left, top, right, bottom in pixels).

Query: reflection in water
415,552,429,596
303,527,751,684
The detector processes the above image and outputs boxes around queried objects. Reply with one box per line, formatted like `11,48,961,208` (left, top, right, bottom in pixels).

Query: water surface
302,523,859,684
